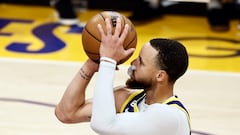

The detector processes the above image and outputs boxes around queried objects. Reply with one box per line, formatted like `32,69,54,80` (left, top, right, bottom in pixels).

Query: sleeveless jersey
120,90,191,134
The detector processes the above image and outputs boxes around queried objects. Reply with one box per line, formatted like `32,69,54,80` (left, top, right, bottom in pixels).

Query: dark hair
150,38,189,83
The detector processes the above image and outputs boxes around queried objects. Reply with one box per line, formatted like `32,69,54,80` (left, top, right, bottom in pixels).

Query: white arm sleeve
90,60,189,135
91,60,117,133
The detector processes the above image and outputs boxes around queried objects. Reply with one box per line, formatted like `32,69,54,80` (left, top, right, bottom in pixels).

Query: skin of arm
55,59,97,123
55,59,132,123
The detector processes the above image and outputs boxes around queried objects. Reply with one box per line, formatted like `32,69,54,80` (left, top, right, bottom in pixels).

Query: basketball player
55,18,191,135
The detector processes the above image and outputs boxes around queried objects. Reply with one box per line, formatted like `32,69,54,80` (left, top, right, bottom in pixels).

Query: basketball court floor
0,3,240,135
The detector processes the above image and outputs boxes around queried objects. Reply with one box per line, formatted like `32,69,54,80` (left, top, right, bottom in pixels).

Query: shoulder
148,104,189,126
148,104,190,134
148,104,190,135
114,86,141,112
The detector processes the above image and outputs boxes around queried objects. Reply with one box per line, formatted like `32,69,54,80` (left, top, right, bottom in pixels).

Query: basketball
82,11,137,64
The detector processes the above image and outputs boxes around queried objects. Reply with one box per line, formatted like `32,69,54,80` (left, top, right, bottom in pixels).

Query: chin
125,78,146,89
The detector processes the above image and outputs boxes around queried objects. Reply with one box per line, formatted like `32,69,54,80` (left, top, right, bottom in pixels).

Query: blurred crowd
51,0,240,32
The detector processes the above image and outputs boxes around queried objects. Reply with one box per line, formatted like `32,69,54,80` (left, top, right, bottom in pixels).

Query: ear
155,70,167,82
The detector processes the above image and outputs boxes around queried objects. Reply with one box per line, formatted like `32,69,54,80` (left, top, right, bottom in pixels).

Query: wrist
100,57,117,65
79,66,95,80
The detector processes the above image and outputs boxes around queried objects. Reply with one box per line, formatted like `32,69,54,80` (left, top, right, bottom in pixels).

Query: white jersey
120,90,191,135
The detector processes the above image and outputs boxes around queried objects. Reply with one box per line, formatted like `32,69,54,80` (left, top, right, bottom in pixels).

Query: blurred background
1,0,240,135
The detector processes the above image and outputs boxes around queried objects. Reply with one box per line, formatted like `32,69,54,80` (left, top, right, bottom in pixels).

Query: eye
139,56,144,65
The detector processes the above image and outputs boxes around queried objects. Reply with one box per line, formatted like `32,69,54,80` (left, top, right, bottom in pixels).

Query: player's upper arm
114,86,134,113
55,99,93,123
55,86,132,123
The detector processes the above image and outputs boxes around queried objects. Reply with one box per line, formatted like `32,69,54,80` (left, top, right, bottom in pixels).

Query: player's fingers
125,48,135,58
114,17,121,37
105,18,112,35
97,24,105,37
120,24,129,41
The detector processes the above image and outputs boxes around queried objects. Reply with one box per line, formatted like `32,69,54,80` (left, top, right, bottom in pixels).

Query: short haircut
150,38,189,83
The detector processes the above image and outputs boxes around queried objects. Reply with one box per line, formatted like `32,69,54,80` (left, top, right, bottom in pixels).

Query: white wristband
100,57,117,65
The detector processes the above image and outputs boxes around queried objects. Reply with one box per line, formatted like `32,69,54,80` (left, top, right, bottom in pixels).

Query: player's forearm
91,59,117,133
55,64,95,123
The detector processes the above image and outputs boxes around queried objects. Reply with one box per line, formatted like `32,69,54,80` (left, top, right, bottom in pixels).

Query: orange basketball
81,11,137,65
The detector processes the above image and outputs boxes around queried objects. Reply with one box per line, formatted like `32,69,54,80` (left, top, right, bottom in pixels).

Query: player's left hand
97,17,135,63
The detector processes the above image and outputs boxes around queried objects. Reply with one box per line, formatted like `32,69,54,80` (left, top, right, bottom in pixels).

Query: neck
144,84,173,105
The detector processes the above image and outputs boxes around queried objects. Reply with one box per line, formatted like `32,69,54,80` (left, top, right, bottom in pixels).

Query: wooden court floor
0,3,240,135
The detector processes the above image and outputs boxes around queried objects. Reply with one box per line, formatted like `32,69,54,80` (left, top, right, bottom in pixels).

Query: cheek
135,68,148,80
136,68,155,81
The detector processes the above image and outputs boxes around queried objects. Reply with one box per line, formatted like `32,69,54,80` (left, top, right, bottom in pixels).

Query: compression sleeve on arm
90,58,117,133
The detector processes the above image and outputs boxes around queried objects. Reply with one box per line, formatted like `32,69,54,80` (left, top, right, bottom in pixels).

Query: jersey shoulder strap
163,96,191,134
120,90,145,113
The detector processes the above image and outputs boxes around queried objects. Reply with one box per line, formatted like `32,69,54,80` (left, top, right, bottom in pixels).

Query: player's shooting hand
97,17,135,63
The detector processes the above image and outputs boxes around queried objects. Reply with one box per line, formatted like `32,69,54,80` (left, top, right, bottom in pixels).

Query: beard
126,65,151,90
125,78,151,90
